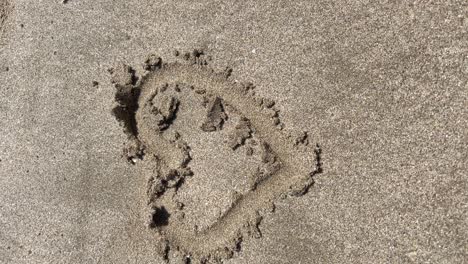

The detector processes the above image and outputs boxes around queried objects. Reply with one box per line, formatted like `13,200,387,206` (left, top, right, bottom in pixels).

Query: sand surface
0,0,467,263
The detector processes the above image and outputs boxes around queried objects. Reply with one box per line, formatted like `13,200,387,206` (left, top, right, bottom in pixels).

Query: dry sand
0,0,467,263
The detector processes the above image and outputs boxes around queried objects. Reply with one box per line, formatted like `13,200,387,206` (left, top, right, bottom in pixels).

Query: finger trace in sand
110,50,322,263
0,0,11,40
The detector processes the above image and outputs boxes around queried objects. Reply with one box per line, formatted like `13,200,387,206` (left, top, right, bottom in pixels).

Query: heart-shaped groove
110,50,322,263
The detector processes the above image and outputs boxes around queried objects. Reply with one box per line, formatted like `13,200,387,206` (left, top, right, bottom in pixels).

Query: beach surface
0,0,466,263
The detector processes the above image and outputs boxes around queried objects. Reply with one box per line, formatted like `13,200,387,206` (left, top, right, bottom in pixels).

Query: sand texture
0,1,467,263
0,0,11,42
110,52,321,262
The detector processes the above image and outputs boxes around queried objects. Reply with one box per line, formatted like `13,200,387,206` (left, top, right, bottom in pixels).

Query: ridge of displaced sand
111,51,322,263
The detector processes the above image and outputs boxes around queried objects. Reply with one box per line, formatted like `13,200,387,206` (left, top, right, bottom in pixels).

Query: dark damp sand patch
111,51,323,263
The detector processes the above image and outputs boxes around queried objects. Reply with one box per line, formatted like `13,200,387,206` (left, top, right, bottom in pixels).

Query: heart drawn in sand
110,50,322,263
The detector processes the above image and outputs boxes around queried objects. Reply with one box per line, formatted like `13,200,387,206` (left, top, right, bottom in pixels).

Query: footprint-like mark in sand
110,51,322,263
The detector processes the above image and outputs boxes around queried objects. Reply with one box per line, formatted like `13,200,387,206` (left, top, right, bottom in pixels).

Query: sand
109,53,321,262
0,0,467,263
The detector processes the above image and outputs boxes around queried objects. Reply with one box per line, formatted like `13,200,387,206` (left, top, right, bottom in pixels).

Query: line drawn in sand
110,50,323,263
0,0,12,40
